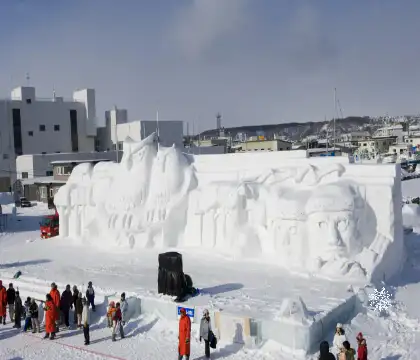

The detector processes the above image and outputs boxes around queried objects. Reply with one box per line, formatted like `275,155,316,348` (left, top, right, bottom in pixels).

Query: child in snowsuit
112,302,124,341
339,340,356,360
82,297,90,345
356,333,367,360
86,281,95,312
29,298,40,333
107,301,116,328
76,292,83,328
23,297,32,332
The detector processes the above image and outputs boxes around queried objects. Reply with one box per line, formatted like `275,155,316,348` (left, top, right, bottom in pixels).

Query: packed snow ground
2,180,420,359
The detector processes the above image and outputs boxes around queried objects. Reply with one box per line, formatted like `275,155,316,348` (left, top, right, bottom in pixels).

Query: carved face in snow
269,194,307,262
305,183,364,261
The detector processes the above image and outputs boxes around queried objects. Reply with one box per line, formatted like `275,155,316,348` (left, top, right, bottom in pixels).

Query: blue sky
1,0,420,129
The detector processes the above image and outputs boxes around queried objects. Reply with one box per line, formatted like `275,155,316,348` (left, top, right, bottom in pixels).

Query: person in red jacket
0,281,7,325
44,294,56,340
356,332,368,360
178,308,191,360
49,283,61,332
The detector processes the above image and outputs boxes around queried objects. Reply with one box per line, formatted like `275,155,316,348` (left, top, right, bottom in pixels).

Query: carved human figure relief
107,134,157,215
305,182,365,265
266,190,308,265
144,144,193,225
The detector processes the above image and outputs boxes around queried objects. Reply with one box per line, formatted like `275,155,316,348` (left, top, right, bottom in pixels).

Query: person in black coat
319,340,335,360
61,284,73,329
29,299,40,333
6,283,16,321
72,286,79,324
13,291,23,329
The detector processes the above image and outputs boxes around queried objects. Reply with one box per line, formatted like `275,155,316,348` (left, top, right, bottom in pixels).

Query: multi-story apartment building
0,86,97,191
96,108,184,151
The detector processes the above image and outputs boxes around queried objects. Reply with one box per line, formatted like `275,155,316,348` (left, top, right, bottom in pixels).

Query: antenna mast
114,105,119,163
333,87,337,151
156,110,160,150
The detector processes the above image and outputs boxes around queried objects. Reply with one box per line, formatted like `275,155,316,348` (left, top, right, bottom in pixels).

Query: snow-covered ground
2,181,420,359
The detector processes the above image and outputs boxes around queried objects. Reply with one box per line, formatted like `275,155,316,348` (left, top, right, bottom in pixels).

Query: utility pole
156,111,160,150
113,106,119,163
333,87,337,152
325,115,329,156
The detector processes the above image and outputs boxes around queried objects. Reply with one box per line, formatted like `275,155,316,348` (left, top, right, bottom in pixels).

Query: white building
16,151,121,180
96,108,183,151
339,131,370,146
374,124,404,143
0,86,97,191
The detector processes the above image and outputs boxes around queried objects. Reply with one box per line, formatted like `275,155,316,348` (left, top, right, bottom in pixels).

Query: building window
70,110,79,152
2,154,8,160
54,125,60,131
46,171,53,176
39,125,46,131
42,152,46,154
49,188,54,198
56,166,72,175
12,109,23,156
26,99,32,104
112,144,117,150
118,142,123,151
39,187,47,198
22,172,29,179
28,131,33,136
55,151,61,153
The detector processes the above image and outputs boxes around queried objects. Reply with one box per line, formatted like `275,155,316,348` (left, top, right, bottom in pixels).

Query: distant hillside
198,115,419,142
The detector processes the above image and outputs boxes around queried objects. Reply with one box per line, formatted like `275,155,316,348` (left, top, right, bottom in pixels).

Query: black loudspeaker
158,252,184,296
158,252,183,272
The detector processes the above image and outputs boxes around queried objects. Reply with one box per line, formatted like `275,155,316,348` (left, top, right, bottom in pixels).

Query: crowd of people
319,323,368,360
0,279,215,359
0,280,124,346
1,279,366,359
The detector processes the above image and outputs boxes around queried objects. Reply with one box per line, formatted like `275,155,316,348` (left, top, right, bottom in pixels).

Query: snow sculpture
305,182,365,262
56,140,404,283
55,133,196,249
277,297,312,325
266,191,308,265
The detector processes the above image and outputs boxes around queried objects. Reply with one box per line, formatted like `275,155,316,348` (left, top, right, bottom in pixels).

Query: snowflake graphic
368,287,392,314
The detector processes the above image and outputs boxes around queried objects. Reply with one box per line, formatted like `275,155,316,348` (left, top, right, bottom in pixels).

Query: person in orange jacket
107,301,116,328
49,282,60,332
0,281,7,325
43,294,56,340
178,308,191,360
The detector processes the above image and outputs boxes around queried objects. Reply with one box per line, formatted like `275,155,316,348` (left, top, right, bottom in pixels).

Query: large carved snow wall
54,133,404,283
